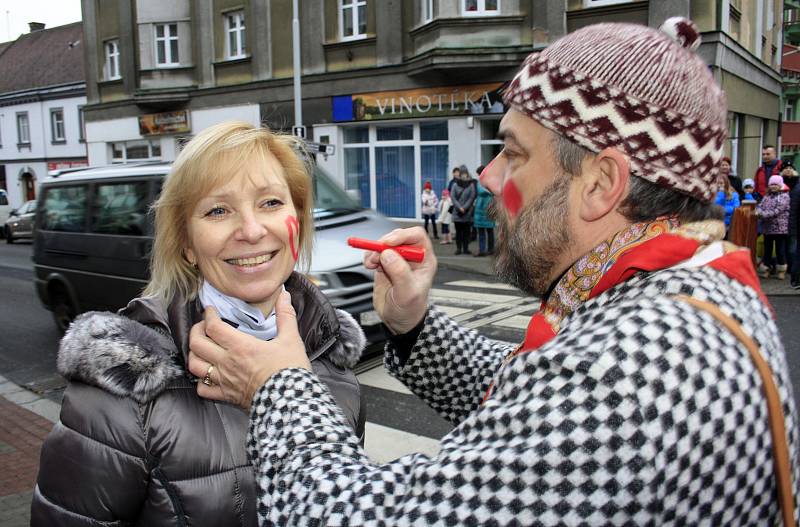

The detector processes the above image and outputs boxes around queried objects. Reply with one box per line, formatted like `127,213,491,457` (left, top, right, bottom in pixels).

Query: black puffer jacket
31,273,366,527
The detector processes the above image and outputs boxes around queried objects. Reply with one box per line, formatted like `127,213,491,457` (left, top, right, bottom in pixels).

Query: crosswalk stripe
465,304,534,329
430,288,519,304
363,422,441,463
357,366,412,395
444,280,519,291
490,314,532,330
438,305,472,318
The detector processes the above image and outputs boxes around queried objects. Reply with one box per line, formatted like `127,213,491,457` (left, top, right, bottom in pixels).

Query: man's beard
491,176,573,297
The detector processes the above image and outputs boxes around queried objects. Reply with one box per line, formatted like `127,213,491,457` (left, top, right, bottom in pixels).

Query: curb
0,375,60,424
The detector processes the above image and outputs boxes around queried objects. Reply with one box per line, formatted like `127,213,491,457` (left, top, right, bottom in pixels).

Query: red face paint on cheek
285,216,299,262
502,178,523,219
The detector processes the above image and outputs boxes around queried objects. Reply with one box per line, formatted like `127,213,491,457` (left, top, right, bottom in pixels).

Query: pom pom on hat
659,17,701,51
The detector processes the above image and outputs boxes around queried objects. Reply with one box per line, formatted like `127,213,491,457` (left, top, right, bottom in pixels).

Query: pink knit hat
503,18,727,202
769,175,784,187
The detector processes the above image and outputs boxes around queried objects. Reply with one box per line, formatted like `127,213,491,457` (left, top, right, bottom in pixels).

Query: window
105,39,120,80
155,23,179,66
78,107,85,142
582,0,633,6
40,186,87,232
786,102,794,122
225,11,246,59
479,118,503,165
110,140,161,163
343,126,370,208
420,121,449,209
16,112,30,145
462,0,498,15
50,108,65,143
422,0,434,22
340,0,367,40
91,181,149,235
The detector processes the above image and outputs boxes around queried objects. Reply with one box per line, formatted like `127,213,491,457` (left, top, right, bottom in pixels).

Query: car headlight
306,273,330,289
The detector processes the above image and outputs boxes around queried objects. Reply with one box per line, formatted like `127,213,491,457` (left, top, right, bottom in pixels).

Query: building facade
0,22,88,210
781,0,800,165
81,0,782,220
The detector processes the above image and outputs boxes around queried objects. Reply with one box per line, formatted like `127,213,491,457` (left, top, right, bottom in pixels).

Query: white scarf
198,281,280,341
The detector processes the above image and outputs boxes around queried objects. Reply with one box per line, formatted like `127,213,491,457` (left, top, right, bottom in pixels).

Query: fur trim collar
58,307,365,403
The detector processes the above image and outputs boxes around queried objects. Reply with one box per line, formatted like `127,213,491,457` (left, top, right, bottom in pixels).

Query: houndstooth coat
247,265,800,526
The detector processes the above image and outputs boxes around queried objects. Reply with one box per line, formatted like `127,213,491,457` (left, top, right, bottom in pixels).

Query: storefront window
376,146,415,218
420,121,448,141
376,124,413,141
480,118,503,165
344,147,370,208
344,126,368,143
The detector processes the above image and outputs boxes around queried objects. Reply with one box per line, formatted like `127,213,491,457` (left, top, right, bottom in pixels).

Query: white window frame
110,140,162,163
154,23,180,67
339,0,367,41
105,39,121,80
16,112,30,145
462,0,500,15
225,10,246,59
786,102,794,122
422,0,434,22
582,0,633,7
50,108,65,143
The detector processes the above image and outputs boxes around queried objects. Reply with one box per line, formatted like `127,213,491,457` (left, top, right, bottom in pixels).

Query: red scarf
483,218,767,402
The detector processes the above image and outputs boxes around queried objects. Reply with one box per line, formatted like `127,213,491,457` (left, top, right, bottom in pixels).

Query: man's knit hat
503,17,727,202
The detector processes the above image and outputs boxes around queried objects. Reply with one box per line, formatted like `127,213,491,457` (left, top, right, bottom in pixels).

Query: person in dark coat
790,179,800,288
450,165,476,255
31,122,365,527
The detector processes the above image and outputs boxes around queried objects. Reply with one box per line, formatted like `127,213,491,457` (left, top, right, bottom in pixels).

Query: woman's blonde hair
143,121,314,302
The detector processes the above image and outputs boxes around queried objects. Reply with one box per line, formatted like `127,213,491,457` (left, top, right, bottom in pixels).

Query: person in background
447,166,460,194
472,178,495,256
420,180,439,240
30,122,365,526
790,177,800,289
720,156,742,197
782,162,799,192
756,174,791,279
754,145,782,196
715,175,740,236
451,165,476,255
742,178,762,202
438,188,453,245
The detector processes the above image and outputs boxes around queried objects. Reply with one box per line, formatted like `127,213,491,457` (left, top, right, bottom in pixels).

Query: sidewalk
0,376,60,527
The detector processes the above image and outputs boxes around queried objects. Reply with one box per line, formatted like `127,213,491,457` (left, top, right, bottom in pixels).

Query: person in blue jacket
715,177,740,236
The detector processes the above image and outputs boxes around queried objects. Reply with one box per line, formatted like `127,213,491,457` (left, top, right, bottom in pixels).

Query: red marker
347,237,425,263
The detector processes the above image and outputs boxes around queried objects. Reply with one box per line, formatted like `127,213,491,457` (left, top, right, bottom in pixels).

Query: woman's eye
204,206,227,218
261,199,284,209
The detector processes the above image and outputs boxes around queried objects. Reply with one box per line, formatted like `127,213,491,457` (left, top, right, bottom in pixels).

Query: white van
33,161,397,332
0,189,11,228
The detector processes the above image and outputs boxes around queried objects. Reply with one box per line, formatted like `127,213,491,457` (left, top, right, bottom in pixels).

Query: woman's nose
236,211,267,242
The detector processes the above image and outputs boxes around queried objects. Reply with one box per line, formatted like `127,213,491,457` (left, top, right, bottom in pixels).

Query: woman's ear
184,248,196,267
578,148,630,222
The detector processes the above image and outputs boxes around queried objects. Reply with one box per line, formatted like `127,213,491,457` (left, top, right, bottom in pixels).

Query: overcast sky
1,0,82,42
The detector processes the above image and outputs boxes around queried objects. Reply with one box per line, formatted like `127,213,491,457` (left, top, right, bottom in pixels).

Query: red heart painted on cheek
285,216,299,262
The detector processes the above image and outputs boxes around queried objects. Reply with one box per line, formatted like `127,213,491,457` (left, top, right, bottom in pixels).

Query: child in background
421,181,439,240
756,175,791,279
438,189,453,245
742,178,762,202
715,176,740,236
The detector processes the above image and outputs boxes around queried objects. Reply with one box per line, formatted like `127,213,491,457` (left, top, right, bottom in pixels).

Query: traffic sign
292,126,306,139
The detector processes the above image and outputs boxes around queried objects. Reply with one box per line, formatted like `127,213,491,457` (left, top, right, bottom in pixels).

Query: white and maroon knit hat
503,17,727,202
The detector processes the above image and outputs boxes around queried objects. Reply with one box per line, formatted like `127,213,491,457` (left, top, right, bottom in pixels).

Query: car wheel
5,227,13,244
51,290,76,334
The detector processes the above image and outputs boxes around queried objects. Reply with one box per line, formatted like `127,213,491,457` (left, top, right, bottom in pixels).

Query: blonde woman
31,122,365,526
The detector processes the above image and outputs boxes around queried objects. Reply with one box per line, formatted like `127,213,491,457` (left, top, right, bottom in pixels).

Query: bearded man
189,18,799,526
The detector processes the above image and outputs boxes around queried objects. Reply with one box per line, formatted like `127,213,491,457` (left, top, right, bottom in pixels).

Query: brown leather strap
674,295,796,526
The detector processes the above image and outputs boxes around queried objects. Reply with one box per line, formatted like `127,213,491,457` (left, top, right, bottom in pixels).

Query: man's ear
577,148,630,222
